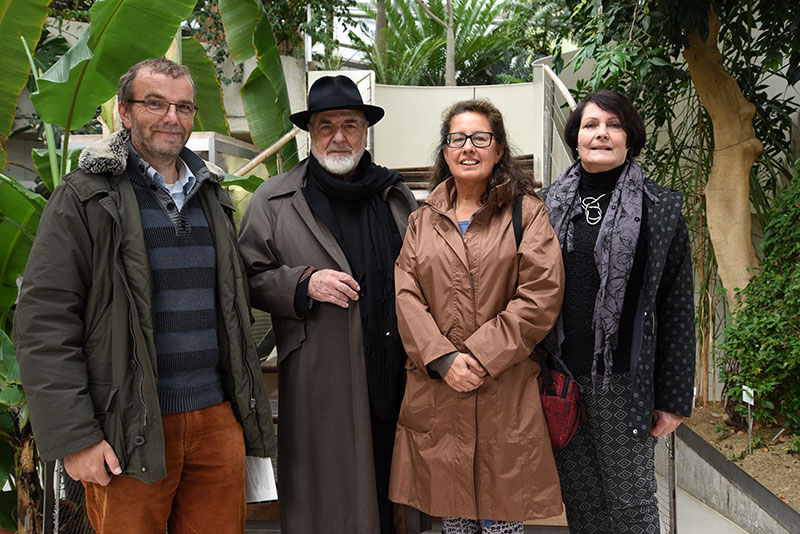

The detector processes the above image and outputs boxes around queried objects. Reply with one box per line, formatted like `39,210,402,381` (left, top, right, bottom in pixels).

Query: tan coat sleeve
394,211,458,369
239,183,310,318
465,198,564,377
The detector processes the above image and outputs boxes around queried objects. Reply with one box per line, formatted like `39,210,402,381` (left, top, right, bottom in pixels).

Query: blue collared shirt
142,157,196,212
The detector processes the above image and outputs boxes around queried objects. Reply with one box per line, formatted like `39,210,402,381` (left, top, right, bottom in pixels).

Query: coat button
141,467,147,473
632,429,639,435
134,435,145,446
130,360,138,370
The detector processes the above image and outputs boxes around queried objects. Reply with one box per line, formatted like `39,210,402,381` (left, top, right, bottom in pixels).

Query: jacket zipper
112,219,149,428
230,242,265,441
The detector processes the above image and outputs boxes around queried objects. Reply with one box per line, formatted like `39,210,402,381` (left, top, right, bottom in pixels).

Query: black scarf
305,152,407,420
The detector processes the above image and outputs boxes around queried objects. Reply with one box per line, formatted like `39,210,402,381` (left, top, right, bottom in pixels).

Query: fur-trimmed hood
77,129,226,182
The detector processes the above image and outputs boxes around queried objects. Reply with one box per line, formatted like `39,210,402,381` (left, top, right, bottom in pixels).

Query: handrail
541,63,577,111
232,126,302,176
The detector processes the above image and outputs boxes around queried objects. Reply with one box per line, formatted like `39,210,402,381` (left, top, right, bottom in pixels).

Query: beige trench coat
389,178,565,521
239,160,417,534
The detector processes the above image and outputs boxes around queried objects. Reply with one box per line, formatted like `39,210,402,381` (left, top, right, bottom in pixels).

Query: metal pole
305,4,313,72
668,432,678,534
542,77,554,187
43,461,55,534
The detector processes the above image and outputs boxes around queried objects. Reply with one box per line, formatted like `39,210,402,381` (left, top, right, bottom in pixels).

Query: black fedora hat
290,75,384,131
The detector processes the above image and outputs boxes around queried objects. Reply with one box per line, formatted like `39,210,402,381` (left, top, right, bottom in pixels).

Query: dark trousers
554,374,660,534
372,405,398,534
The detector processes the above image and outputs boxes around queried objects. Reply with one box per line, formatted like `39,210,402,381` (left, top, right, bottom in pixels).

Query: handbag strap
513,193,523,249
538,352,555,388
514,194,557,390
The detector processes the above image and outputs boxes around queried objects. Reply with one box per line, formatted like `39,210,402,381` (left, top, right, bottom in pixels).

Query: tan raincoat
389,178,565,521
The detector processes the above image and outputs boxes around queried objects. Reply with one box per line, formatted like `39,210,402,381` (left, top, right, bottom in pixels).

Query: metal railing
233,127,302,177
534,63,577,189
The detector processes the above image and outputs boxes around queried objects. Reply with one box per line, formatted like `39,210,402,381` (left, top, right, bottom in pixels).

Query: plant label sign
742,385,755,406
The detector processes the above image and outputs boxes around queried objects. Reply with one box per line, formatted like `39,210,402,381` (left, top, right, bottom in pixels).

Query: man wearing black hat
239,75,416,534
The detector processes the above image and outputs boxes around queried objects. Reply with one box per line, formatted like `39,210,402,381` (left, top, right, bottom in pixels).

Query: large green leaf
0,438,11,488
219,1,297,167
240,68,285,149
218,0,258,64
182,37,230,136
0,331,19,387
33,0,196,130
0,386,23,407
224,173,266,194
32,148,82,191
0,175,46,315
0,407,12,441
0,489,15,531
0,0,51,170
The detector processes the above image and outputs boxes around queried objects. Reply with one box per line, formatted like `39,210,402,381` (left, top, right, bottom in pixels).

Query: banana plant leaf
182,37,230,136
218,0,258,64
0,331,20,392
219,1,298,170
32,148,82,192
224,173,266,194
0,490,15,531
0,0,51,170
32,0,196,131
0,175,46,317
0,438,11,488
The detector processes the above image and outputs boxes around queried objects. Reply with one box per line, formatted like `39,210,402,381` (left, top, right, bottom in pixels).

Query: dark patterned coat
540,177,696,438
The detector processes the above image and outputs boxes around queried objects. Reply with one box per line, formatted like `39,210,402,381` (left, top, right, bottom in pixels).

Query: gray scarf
543,158,644,390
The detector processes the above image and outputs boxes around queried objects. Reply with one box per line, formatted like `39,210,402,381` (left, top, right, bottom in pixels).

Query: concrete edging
675,424,800,533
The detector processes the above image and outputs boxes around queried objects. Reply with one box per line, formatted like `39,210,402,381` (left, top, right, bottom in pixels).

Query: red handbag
537,356,582,451
512,196,582,450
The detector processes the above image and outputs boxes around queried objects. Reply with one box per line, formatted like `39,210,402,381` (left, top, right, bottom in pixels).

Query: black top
560,163,648,377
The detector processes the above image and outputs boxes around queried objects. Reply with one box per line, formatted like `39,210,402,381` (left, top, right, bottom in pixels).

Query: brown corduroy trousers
83,401,246,534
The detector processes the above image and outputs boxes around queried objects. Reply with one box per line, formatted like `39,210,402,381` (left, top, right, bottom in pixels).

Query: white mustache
326,144,353,155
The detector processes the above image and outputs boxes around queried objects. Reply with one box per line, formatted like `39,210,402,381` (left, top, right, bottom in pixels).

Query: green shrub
720,160,800,440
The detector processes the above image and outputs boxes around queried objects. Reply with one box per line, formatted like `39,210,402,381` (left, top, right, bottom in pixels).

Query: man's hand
444,353,487,393
650,409,685,437
63,440,122,486
307,269,360,308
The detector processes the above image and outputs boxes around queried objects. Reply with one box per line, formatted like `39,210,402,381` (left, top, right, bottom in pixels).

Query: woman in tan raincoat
389,99,565,533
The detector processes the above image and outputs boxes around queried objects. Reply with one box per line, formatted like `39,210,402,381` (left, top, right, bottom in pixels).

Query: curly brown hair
430,99,534,203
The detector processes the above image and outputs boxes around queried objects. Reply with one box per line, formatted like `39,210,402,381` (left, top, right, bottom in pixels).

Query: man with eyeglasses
239,75,417,533
15,57,276,534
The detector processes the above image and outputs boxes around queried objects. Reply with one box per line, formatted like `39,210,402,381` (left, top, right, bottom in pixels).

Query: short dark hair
564,89,646,159
431,99,534,202
118,58,195,106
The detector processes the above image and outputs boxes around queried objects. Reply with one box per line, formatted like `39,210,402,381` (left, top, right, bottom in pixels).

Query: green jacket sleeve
14,182,104,461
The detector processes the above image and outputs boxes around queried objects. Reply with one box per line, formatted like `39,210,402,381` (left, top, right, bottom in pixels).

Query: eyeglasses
127,99,198,118
445,131,494,148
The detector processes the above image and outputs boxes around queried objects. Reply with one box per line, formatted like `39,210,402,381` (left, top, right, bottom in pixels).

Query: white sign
742,385,755,406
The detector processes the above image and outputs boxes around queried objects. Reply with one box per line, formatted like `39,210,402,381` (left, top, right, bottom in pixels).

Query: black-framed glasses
445,131,494,148
127,99,198,118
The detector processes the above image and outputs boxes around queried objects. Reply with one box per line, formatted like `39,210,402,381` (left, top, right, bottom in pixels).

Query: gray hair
118,58,196,105
308,110,368,131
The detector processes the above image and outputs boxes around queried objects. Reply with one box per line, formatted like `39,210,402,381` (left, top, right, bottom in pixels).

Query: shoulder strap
512,193,524,249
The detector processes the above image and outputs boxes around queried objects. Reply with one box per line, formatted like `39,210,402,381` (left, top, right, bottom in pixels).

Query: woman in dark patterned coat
538,90,696,534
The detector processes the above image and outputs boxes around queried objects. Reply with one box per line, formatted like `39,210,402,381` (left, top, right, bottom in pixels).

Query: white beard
312,143,364,176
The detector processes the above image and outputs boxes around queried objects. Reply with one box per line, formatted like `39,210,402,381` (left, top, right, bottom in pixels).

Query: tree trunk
376,0,387,66
445,0,455,86
683,8,762,311
16,434,42,534
415,0,456,86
